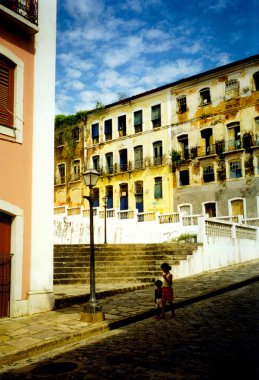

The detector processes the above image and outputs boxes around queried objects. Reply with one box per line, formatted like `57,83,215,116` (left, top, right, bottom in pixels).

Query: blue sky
55,0,258,115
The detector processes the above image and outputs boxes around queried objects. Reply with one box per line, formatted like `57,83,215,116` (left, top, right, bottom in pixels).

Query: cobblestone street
1,282,258,380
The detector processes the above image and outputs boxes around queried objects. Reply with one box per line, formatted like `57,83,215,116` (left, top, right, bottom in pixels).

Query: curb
54,283,152,309
1,275,258,367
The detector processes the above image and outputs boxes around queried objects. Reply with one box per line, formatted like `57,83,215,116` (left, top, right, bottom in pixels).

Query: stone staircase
54,243,202,285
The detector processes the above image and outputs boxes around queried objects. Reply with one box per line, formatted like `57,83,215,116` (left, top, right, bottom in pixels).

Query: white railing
117,210,135,220
182,214,201,226
158,213,180,224
242,218,259,227
67,207,81,216
137,212,156,222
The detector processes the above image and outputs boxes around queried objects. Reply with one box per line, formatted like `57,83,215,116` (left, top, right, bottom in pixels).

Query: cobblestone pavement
0,259,259,374
1,282,258,379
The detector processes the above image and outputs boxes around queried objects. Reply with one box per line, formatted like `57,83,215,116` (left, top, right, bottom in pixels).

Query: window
71,159,80,181
253,71,259,91
225,79,239,99
104,119,112,141
199,88,211,106
226,122,241,150
119,149,128,172
0,54,15,128
92,155,100,171
106,186,113,209
154,177,162,199
255,117,259,145
57,131,64,146
230,199,244,217
93,188,99,207
105,153,113,174
134,145,143,169
72,127,80,141
118,115,126,136
151,104,161,128
200,128,213,155
91,123,99,144
57,164,65,184
134,110,143,133
177,134,189,159
153,141,163,166
229,160,242,179
204,202,216,217
179,169,190,186
176,95,187,113
203,165,215,182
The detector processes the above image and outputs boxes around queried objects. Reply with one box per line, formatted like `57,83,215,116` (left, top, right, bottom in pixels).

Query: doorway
0,211,12,317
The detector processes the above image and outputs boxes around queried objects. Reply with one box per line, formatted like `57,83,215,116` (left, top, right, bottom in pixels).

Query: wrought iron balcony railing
1,0,38,25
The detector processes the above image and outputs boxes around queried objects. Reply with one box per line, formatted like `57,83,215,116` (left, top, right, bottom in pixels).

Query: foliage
171,149,181,164
177,233,197,241
55,111,88,129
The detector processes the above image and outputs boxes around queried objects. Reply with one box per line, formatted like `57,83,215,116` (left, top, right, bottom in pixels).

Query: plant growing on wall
171,149,181,170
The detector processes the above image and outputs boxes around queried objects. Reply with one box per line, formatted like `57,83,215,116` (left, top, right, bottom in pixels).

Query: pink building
0,0,57,317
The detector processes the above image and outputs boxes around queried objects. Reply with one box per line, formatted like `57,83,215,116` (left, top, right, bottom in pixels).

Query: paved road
1,282,258,379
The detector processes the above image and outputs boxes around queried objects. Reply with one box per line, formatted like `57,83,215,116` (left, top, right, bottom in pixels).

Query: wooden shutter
0,56,14,127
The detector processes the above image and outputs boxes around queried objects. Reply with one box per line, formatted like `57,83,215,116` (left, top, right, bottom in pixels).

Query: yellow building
54,54,259,221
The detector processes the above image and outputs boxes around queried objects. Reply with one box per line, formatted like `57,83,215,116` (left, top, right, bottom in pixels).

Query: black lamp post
81,169,104,323
102,196,108,244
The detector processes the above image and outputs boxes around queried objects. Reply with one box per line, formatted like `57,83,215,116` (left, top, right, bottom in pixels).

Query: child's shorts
162,287,174,302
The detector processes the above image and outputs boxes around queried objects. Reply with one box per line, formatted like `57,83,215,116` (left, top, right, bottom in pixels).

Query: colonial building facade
0,0,57,317
54,55,259,225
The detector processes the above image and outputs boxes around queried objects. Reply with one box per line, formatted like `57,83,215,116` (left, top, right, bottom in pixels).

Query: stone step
53,243,195,285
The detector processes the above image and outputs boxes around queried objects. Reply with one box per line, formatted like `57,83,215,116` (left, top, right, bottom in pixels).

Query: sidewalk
0,259,259,369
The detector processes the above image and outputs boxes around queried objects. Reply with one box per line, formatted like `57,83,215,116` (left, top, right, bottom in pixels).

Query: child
160,262,175,319
154,279,163,318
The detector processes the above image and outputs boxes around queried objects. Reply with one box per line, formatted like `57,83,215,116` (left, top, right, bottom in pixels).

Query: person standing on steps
159,262,175,319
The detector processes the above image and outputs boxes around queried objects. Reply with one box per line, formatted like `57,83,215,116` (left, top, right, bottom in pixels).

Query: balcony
0,0,38,35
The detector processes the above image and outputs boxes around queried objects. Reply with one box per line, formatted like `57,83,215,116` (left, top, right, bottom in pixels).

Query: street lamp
80,169,104,323
102,195,108,244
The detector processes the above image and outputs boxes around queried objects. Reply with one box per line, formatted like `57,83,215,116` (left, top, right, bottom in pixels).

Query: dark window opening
105,153,113,174
179,170,189,186
199,88,211,106
104,119,112,141
203,165,215,182
119,149,128,171
177,96,187,113
118,115,127,136
253,71,259,91
153,141,163,165
91,123,99,144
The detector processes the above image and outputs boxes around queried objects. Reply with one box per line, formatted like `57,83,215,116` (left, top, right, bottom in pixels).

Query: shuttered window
0,55,15,127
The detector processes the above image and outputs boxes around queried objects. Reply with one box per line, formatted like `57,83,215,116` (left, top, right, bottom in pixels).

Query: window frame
199,87,211,106
0,54,15,128
154,177,162,199
179,169,190,186
151,104,161,128
91,123,99,144
203,165,215,183
133,110,143,133
229,160,242,179
176,95,187,113
104,119,112,141
0,48,24,143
